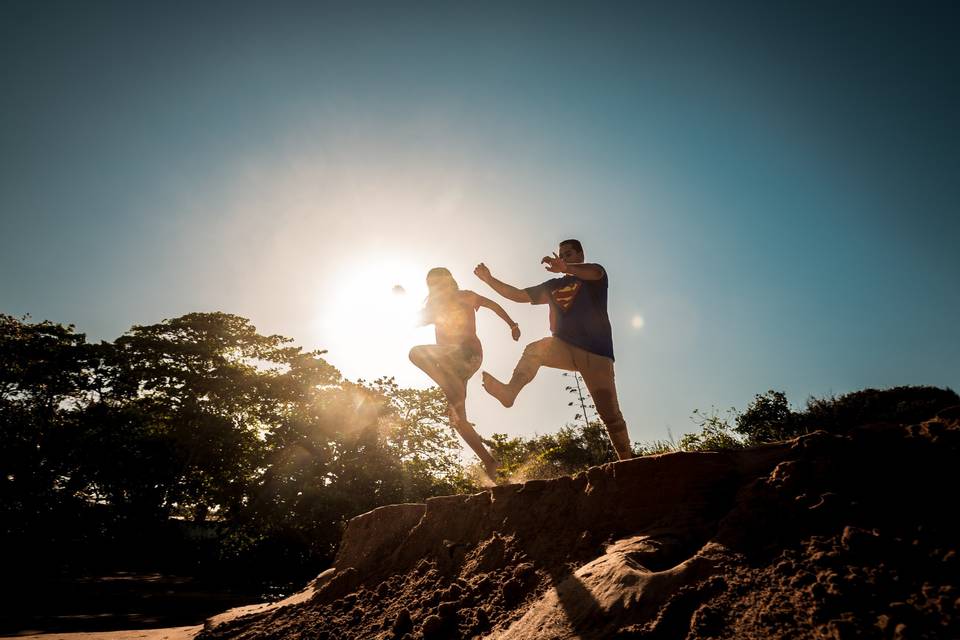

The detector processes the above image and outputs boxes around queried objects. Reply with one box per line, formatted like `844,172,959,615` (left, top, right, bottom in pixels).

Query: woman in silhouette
409,267,520,483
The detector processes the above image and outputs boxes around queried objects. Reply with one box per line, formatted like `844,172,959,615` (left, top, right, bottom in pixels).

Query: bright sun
313,258,432,382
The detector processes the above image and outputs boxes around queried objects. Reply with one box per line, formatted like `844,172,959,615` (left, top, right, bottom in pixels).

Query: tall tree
361,376,476,499
106,312,330,521
0,314,91,536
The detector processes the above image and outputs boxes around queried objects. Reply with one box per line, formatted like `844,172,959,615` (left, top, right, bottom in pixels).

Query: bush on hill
681,385,958,451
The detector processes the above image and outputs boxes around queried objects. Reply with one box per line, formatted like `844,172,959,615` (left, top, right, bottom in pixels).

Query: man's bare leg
482,337,574,408
580,355,633,460
481,371,516,408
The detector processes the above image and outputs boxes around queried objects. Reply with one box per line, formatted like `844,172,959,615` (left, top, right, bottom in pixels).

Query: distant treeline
1,311,955,588
1,312,480,586
680,385,959,452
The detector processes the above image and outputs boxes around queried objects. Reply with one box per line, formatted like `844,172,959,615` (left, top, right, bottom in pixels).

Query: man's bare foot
481,371,514,408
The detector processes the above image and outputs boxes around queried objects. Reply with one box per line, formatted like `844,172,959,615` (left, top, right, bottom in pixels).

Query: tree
485,421,618,481
2,309,484,580
682,385,960,452
679,390,795,450
105,312,333,521
360,377,476,499
797,386,959,434
678,407,744,451
0,314,92,537
733,390,795,444
231,371,477,571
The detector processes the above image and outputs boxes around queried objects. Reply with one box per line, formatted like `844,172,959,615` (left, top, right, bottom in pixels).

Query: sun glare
313,258,431,382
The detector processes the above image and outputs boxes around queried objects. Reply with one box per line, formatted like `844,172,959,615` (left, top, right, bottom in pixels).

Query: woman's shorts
416,344,482,381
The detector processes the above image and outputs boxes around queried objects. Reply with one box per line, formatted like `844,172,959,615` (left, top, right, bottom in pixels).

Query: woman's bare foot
481,371,514,407
483,456,501,485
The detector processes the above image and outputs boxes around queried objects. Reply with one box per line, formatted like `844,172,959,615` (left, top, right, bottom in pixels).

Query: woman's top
424,290,483,359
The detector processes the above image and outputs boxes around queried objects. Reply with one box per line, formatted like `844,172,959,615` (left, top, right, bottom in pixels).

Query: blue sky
2,1,958,451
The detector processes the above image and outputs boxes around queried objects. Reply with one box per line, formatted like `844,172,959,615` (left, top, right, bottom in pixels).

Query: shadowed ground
6,407,957,640
194,406,960,639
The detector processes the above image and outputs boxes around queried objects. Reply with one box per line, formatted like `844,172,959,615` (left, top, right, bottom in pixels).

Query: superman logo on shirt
551,281,581,312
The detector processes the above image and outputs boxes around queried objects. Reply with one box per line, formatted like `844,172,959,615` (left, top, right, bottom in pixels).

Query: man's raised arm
541,254,604,280
474,263,531,303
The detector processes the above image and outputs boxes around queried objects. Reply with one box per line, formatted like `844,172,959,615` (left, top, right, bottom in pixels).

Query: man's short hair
560,239,583,254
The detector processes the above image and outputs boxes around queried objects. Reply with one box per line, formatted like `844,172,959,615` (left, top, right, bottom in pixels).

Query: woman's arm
475,294,521,341
416,306,433,327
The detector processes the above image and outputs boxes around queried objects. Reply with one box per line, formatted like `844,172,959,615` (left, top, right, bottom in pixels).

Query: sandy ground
0,584,317,640
0,626,201,640
197,412,960,639
10,409,959,640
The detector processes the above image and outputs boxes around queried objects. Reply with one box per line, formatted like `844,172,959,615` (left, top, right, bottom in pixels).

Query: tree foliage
681,386,959,450
4,310,956,586
0,312,480,584
485,420,618,481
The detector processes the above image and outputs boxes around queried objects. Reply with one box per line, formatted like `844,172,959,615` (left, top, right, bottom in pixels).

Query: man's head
559,239,585,264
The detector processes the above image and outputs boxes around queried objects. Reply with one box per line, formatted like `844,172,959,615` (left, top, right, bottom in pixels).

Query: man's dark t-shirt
524,265,615,360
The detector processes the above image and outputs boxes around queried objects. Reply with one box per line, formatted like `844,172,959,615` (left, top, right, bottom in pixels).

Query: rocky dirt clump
199,407,960,639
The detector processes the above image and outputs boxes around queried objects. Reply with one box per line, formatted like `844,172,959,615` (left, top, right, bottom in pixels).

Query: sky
2,1,958,453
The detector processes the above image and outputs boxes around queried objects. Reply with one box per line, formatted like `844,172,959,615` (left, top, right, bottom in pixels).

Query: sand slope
194,406,960,639
0,626,201,640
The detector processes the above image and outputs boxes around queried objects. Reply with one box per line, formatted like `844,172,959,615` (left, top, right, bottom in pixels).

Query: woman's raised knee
409,345,427,365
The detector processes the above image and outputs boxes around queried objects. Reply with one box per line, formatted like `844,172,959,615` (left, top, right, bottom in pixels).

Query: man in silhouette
474,239,632,460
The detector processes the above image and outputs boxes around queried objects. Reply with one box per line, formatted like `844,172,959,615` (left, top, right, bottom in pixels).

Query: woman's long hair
425,267,458,306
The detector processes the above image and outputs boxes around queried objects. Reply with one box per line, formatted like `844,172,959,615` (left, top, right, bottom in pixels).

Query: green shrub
685,385,958,449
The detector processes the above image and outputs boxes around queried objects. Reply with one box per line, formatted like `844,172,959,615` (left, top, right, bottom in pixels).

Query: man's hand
474,263,492,282
510,324,521,341
474,264,531,303
541,252,568,274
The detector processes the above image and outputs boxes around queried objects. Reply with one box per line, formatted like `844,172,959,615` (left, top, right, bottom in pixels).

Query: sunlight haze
2,1,958,455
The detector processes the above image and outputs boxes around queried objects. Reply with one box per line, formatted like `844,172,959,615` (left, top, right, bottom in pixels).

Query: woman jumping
409,267,520,483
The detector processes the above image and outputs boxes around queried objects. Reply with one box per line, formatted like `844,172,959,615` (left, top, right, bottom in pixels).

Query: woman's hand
510,323,521,341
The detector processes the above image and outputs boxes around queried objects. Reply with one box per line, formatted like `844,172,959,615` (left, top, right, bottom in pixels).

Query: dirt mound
198,408,960,639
